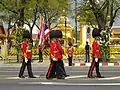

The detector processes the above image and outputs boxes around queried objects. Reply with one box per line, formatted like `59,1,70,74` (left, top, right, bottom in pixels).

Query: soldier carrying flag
37,16,50,62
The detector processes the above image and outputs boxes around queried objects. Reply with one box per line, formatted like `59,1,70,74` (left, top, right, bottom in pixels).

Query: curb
64,63,120,67
1,62,120,67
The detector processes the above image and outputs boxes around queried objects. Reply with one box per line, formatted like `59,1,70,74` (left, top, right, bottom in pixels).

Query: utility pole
65,16,67,46
63,9,67,47
74,0,77,44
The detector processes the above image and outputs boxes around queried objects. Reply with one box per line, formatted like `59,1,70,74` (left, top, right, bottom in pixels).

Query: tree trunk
100,29,110,62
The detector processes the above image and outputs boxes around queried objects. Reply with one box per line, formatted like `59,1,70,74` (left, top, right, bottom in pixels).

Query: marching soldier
67,42,74,66
46,38,57,79
56,38,68,77
46,38,66,79
88,28,104,78
18,38,36,78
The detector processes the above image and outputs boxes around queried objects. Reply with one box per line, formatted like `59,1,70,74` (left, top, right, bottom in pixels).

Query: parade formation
1,1,120,90
17,28,105,79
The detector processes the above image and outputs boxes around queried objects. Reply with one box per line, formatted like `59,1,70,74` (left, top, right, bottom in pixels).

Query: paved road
0,66,120,90
1,79,120,90
0,66,120,77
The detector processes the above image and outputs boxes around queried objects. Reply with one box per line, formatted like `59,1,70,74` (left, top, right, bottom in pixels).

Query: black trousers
68,55,73,66
85,52,90,62
46,60,56,79
46,59,67,79
38,49,43,62
88,58,101,77
56,60,67,77
19,58,34,77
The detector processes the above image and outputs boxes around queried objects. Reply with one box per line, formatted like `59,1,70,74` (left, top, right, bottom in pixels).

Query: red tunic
21,41,28,58
92,39,101,58
21,41,31,59
67,47,74,57
50,40,63,60
21,41,28,53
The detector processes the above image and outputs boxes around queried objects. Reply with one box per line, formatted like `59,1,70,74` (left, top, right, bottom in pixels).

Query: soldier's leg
95,59,103,78
68,55,71,66
56,60,65,79
69,56,72,66
88,58,96,77
38,50,43,62
48,61,56,78
88,53,90,62
27,59,34,77
19,59,26,77
46,60,56,79
60,60,67,76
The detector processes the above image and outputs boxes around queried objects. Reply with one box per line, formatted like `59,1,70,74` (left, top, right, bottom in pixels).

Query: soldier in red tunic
19,38,35,78
67,43,74,66
46,30,68,79
46,38,66,79
88,28,104,78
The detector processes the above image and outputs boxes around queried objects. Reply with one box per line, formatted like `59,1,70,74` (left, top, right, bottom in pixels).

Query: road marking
65,75,87,79
70,71,120,73
3,75,40,79
19,82,120,86
66,75,120,80
2,75,120,81
99,76,120,80
5,77,20,79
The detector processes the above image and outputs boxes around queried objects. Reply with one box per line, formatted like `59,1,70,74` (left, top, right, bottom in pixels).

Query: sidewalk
1,58,120,67
0,55,120,67
0,60,50,67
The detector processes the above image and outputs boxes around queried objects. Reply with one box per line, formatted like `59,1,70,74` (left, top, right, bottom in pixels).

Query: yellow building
79,24,93,46
110,26,120,46
79,25,120,47
54,16,73,45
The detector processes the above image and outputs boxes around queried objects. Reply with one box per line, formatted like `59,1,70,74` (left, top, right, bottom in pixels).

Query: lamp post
74,0,77,44
65,16,67,46
63,9,67,47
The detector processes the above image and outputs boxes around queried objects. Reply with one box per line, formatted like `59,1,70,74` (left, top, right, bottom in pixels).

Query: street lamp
65,16,67,45
63,10,67,47
74,0,77,44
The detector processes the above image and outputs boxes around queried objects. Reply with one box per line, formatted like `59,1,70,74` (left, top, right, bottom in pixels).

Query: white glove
25,57,28,63
95,58,98,62
53,57,57,61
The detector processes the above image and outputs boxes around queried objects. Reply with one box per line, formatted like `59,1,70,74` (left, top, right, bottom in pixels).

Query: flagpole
38,14,43,62
39,14,43,45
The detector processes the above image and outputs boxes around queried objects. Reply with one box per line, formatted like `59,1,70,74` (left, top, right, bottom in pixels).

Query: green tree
15,28,25,62
0,0,70,61
77,0,120,61
36,0,69,28
0,0,37,61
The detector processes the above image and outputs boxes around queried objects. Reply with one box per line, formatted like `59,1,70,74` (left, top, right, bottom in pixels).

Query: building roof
55,16,73,31
112,26,120,32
